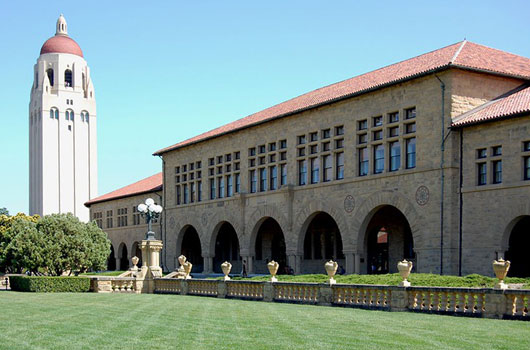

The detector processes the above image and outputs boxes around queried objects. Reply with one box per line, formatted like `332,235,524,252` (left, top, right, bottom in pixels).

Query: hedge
9,276,91,292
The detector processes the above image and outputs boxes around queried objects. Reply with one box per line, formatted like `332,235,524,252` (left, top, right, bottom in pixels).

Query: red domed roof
40,35,83,57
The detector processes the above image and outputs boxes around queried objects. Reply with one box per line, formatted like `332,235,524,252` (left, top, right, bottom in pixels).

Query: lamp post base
145,231,155,240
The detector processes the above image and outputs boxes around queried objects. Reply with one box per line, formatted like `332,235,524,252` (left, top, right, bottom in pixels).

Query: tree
0,213,40,273
0,208,8,216
36,213,110,275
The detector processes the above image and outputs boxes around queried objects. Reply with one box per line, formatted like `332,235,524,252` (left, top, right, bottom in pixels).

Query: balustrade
155,279,182,294
226,281,264,299
332,285,390,309
187,280,218,296
407,287,485,315
505,291,529,319
274,283,319,303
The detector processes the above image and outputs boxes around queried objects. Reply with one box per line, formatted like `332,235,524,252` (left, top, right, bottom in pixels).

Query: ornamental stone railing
90,277,140,294
151,278,529,321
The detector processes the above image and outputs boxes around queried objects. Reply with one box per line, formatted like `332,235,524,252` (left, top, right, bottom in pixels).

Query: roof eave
84,185,163,208
451,111,530,129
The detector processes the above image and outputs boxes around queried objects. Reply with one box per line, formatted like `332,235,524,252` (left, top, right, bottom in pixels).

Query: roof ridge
450,40,467,64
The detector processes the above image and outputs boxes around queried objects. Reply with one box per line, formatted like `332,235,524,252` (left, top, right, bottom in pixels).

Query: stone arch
294,200,350,255
131,241,142,267
352,191,421,251
107,244,116,271
503,215,530,277
500,201,530,250
203,211,243,256
246,205,289,255
117,242,129,270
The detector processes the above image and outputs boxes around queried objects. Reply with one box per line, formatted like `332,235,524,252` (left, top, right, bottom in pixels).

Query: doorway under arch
107,245,116,271
364,205,414,274
131,241,142,267
180,226,204,273
254,218,287,274
302,212,344,274
505,216,530,277
213,222,240,273
118,243,129,271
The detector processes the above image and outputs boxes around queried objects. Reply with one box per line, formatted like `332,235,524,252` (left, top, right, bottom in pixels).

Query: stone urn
178,255,187,266
267,260,279,282
324,260,338,285
397,259,413,287
176,255,188,279
492,258,510,290
221,261,232,281
183,261,193,279
131,256,139,271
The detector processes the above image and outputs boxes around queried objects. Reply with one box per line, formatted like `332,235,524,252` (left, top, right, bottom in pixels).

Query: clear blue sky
1,1,529,214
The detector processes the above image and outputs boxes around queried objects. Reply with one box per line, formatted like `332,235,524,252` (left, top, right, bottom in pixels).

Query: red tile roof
85,173,162,206
154,41,530,155
452,85,530,127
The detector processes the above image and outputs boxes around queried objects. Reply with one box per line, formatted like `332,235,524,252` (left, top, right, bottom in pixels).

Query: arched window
65,110,74,121
81,111,89,123
46,68,54,87
64,69,72,87
50,107,58,119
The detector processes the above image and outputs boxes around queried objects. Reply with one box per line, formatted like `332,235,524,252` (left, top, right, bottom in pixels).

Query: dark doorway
506,216,530,277
107,245,116,271
132,242,142,267
213,222,240,273
366,206,414,274
119,243,129,271
302,212,344,274
255,218,287,274
181,226,204,273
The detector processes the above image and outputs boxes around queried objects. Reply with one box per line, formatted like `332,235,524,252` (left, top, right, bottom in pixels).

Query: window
226,164,231,172
322,142,330,152
234,152,240,160
64,69,72,87
270,166,277,190
280,164,287,185
280,151,287,161
322,129,331,139
358,120,368,130
359,148,369,176
477,148,487,159
323,155,332,182
227,175,233,197
405,123,416,134
406,138,416,169
478,163,487,185
190,163,195,171
132,207,141,225
46,68,54,86
358,134,368,144
217,156,223,164
310,157,320,184
405,107,416,119
492,160,502,184
235,174,241,193
310,132,318,142
259,168,267,192
249,148,256,157
280,140,287,149
183,184,189,204
209,168,214,176
106,210,113,229
269,154,276,163
373,130,383,141
335,139,344,149
298,148,306,157
50,108,59,119
374,144,384,174
249,159,256,167
390,141,400,171
250,170,257,193
210,179,216,199
298,135,306,145
218,177,225,198
190,182,195,203
117,208,128,227
269,142,276,152
336,152,344,180
492,146,502,156
388,126,399,138
388,112,399,123
259,156,266,165
298,160,307,185
335,125,344,136
183,164,187,172
176,185,181,204
209,158,215,166
524,141,530,152
310,145,318,154
225,154,231,162
524,157,530,181
259,145,266,154
373,116,383,127
197,181,202,201
65,110,74,121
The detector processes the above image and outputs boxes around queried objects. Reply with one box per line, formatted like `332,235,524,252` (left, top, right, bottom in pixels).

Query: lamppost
138,198,163,240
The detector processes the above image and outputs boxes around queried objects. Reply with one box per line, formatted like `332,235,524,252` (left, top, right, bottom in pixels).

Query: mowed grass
0,292,528,350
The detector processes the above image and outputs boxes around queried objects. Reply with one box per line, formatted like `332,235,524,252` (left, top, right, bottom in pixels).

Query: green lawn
0,292,528,350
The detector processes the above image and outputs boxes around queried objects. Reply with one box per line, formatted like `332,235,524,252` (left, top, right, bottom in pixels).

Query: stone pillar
483,289,507,319
287,252,302,274
140,239,163,293
115,257,121,271
389,286,408,312
354,254,361,274
245,255,254,275
263,282,274,302
203,255,213,274
343,250,355,275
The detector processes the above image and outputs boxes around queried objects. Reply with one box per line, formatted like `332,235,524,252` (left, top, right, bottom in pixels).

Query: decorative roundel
201,213,209,227
344,195,355,213
169,217,176,230
415,186,430,206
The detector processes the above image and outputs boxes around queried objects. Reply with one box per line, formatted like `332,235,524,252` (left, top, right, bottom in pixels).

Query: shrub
9,276,91,292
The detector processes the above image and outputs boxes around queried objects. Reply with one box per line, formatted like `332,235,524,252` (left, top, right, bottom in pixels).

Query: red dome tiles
40,35,83,57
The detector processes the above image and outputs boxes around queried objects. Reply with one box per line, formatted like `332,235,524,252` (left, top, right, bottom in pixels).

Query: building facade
90,41,530,277
30,15,97,222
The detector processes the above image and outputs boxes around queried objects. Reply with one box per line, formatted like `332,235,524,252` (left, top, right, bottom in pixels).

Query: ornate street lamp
138,198,163,240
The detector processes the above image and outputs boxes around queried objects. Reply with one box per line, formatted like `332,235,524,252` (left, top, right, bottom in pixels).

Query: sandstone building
87,41,530,277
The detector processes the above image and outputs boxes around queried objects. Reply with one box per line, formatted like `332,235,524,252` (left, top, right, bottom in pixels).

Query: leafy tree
6,218,46,274
0,208,8,216
0,213,40,273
